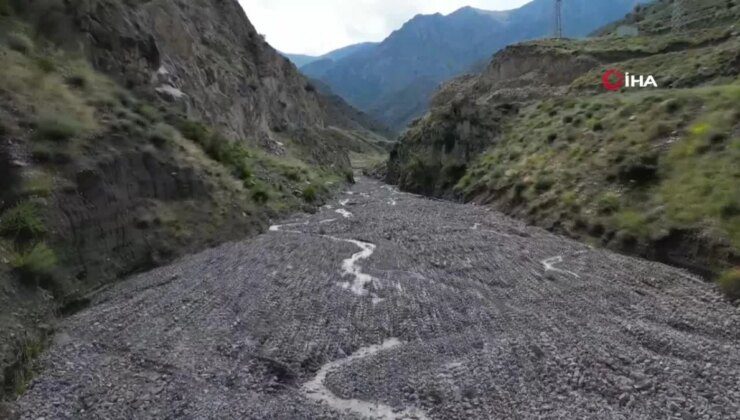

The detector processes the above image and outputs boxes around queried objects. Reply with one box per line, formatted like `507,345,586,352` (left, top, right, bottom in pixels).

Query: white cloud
239,0,531,56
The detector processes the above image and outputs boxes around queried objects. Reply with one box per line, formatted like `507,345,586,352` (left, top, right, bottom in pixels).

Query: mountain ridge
303,0,651,132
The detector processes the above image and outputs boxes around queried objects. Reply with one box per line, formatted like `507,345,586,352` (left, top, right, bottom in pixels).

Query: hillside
388,0,740,281
302,0,649,131
0,0,386,398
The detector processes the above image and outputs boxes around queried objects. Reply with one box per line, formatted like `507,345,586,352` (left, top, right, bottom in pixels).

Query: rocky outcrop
387,42,602,195
0,0,388,401
13,0,384,164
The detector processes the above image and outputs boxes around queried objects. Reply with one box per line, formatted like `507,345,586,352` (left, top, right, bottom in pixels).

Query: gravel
13,177,740,419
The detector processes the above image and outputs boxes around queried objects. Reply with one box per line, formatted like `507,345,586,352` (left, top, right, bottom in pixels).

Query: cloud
239,0,531,56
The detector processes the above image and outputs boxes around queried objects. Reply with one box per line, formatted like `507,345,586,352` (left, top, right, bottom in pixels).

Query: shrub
302,185,318,202
149,123,178,147
35,57,56,73
345,169,355,184
135,103,160,122
177,119,210,144
34,115,84,142
7,32,33,54
597,192,621,214
717,268,740,300
614,209,649,237
234,162,252,181
534,176,553,192
65,74,88,89
252,187,269,204
0,201,46,238
23,171,54,197
10,243,57,282
0,0,12,15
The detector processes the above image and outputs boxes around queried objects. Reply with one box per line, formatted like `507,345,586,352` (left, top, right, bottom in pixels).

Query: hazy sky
239,0,531,56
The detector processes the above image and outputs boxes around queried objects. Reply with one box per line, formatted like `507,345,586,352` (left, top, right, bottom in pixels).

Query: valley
1,0,739,418
10,178,740,419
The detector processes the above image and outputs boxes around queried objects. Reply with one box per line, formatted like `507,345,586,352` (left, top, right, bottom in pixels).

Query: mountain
283,52,318,67
0,0,386,396
283,42,377,69
387,0,740,279
303,0,651,131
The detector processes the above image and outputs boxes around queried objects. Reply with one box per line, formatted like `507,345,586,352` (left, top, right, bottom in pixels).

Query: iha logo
602,69,658,91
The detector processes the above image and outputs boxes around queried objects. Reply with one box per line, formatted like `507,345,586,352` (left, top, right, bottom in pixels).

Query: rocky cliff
0,0,386,399
388,0,740,280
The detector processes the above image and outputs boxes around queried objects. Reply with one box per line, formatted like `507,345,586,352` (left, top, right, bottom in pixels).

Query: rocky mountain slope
0,0,386,399
388,0,740,283
284,42,378,68
302,0,649,131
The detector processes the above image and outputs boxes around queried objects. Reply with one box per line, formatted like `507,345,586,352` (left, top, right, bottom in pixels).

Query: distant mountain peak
302,0,648,132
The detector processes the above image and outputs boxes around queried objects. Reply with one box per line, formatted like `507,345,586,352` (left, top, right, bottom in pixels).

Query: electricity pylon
554,0,563,38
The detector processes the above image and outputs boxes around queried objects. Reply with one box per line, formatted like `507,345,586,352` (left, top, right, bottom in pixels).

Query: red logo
602,69,625,91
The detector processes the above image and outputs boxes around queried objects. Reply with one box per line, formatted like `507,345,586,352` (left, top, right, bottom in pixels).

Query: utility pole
554,0,563,38
671,0,689,32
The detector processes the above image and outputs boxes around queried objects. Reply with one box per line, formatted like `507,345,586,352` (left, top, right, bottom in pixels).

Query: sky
239,0,531,56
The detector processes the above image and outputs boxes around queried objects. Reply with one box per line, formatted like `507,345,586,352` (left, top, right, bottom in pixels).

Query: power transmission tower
554,0,563,38
671,0,689,32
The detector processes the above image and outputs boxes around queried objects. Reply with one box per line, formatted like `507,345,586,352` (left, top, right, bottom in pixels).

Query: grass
302,185,318,203
10,242,57,282
174,117,346,208
4,337,45,396
0,201,46,238
0,43,99,141
22,170,54,197
6,32,32,54
33,113,86,142
149,122,179,147
717,268,740,300
446,84,739,271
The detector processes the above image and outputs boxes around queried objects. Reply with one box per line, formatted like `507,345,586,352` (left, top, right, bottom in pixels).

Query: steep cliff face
12,0,383,163
389,1,740,278
0,0,386,398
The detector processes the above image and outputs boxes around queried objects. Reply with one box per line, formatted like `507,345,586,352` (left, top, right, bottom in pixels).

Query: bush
10,243,57,282
135,103,160,122
65,74,88,89
149,123,178,147
7,32,33,54
597,192,621,214
177,120,210,144
0,201,46,238
0,0,12,15
252,187,269,204
34,115,84,142
35,56,56,73
717,268,740,300
302,185,318,202
234,162,252,181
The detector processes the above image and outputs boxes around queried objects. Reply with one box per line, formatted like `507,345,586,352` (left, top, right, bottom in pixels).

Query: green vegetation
456,85,740,260
302,185,318,203
717,268,740,300
0,201,46,238
33,113,86,142
149,122,179,147
10,242,57,282
0,0,13,16
4,337,45,396
6,32,32,54
175,118,343,208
